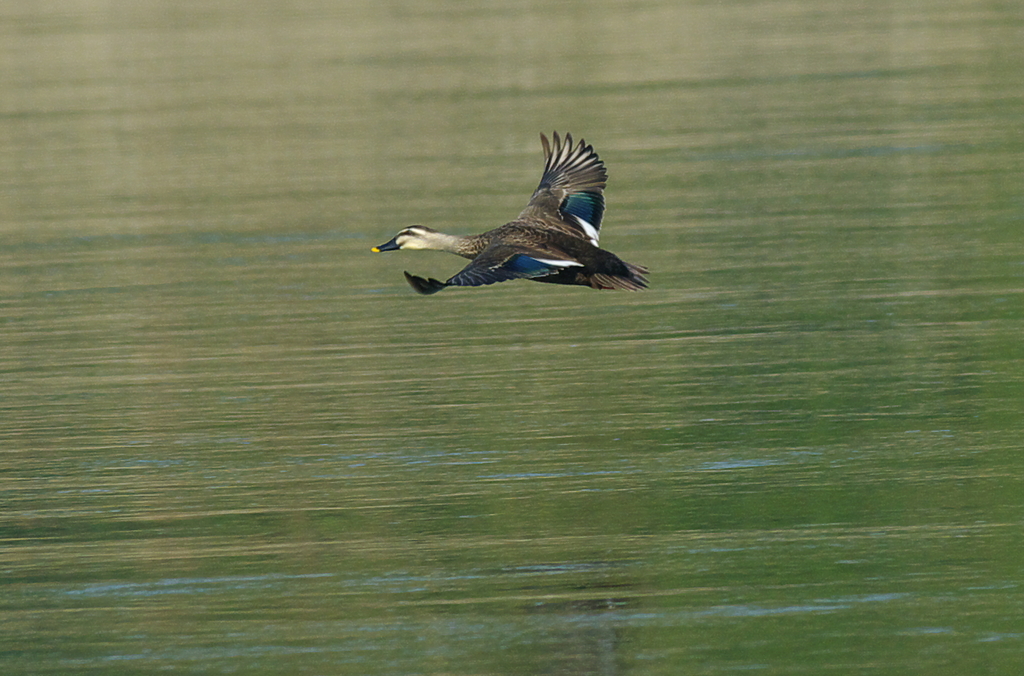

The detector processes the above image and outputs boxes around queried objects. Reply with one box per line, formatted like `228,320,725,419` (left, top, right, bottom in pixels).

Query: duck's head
372,225,441,252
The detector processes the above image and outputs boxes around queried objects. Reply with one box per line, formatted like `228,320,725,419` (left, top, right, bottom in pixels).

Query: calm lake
2,0,1023,674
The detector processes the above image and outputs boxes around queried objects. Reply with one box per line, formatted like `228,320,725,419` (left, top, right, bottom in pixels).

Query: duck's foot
404,272,448,295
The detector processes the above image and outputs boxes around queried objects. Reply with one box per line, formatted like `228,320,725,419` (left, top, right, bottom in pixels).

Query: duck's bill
371,237,400,253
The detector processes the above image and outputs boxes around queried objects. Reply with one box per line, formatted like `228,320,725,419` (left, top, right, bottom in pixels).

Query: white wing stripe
573,215,600,246
532,258,584,268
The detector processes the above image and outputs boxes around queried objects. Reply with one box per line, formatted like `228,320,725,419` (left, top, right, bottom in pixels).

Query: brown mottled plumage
372,132,648,295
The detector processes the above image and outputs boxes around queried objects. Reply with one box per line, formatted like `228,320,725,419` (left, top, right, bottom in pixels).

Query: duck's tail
590,262,649,291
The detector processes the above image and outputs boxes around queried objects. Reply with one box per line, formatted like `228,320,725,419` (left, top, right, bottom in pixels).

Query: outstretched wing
446,244,582,289
518,132,607,246
403,243,583,295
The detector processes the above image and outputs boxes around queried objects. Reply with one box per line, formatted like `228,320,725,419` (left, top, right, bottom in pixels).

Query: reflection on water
3,0,1024,674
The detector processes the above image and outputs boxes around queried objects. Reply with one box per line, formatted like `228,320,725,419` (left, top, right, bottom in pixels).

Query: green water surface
2,1,1023,674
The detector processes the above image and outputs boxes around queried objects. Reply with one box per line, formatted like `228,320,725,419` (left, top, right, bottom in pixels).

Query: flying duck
372,132,648,294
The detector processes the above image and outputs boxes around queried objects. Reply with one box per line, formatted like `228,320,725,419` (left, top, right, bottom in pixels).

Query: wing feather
518,132,607,245
446,244,581,288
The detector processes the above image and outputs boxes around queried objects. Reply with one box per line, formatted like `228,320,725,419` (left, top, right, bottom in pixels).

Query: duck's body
372,132,648,295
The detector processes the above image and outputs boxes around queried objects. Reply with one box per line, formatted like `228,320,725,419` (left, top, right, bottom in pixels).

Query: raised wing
518,132,607,246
